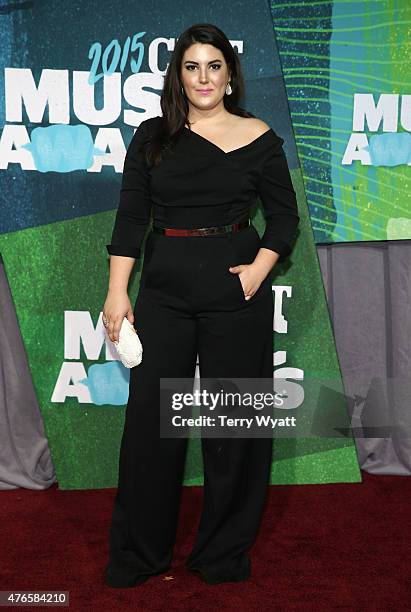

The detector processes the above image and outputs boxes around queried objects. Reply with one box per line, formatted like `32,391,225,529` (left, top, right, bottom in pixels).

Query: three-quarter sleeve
106,120,152,259
257,134,300,263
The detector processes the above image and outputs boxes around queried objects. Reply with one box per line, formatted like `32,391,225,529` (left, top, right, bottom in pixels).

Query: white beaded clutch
113,317,143,368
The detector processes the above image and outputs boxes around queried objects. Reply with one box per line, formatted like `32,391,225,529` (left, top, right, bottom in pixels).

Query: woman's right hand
103,289,134,343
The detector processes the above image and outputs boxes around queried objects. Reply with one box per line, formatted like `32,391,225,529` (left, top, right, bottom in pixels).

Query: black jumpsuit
104,116,299,587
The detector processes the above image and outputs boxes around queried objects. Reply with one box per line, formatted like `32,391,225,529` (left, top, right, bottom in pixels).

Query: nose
199,68,209,83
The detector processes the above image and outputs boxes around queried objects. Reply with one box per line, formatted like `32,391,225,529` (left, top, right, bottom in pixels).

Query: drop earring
225,81,232,95
181,85,185,96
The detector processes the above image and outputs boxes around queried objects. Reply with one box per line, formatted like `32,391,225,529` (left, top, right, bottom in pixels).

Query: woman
102,23,299,587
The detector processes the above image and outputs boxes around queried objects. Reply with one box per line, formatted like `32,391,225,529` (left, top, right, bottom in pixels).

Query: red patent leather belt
152,219,250,236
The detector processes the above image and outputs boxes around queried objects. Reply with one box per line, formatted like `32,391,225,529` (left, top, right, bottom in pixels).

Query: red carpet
1,470,409,611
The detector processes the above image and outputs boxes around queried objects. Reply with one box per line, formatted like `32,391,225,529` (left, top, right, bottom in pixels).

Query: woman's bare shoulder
236,116,271,138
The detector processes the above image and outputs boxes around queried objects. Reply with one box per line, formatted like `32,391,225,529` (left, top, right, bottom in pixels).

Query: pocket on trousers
229,269,270,303
226,225,260,302
230,270,246,301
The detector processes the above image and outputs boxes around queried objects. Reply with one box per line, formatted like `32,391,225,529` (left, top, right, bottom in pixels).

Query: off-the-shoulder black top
106,116,299,263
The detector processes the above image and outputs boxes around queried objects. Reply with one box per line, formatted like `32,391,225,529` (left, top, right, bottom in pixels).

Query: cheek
213,71,228,85
182,73,196,87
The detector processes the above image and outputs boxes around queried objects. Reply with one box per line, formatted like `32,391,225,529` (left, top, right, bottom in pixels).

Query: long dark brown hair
146,23,255,167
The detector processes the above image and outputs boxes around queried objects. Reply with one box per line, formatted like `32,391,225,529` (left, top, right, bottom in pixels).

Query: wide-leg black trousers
105,223,274,587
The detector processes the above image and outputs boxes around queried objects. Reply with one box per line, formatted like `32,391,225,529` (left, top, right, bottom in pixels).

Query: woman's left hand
228,263,268,300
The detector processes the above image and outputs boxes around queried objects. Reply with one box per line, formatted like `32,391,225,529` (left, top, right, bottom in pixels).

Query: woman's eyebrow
183,59,222,65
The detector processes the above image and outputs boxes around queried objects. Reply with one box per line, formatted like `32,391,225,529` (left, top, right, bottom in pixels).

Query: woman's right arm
104,256,136,343
103,119,152,343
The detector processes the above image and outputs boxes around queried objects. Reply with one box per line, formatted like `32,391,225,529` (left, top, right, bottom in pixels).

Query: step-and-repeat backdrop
3,0,405,489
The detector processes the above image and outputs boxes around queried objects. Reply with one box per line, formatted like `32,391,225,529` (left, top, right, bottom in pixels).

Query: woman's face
180,43,230,112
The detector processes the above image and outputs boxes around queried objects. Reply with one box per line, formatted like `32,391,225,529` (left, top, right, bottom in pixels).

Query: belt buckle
201,226,221,236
